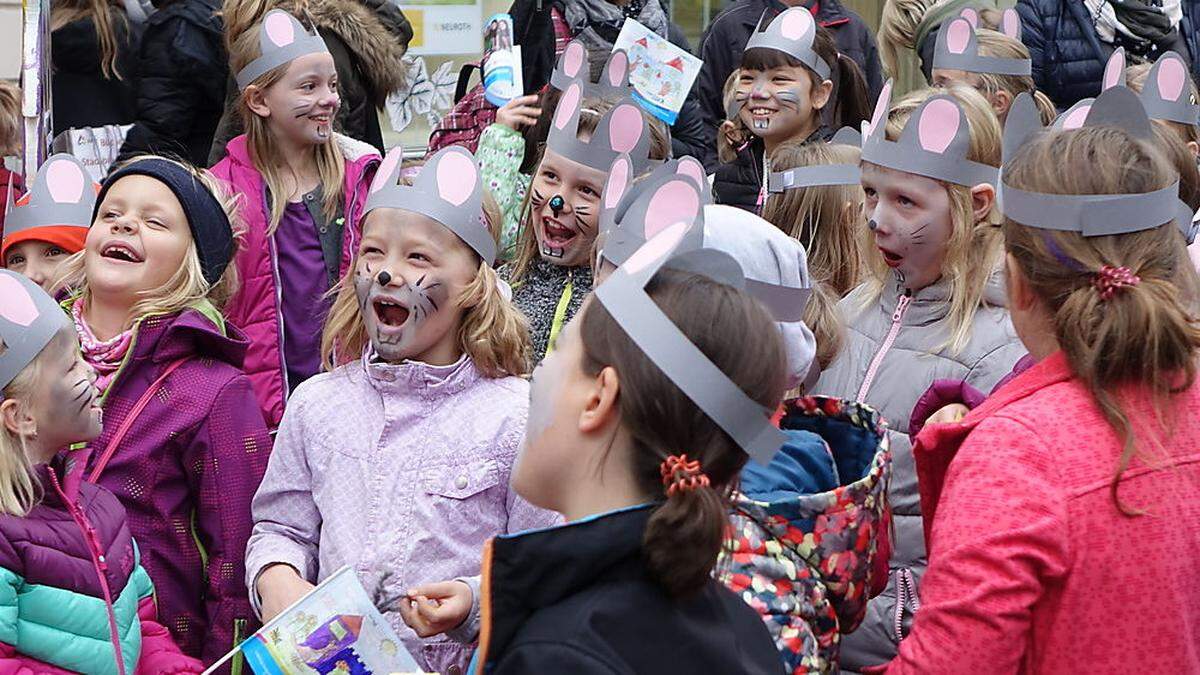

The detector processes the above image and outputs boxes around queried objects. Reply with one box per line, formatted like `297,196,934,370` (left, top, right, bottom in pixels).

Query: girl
0,271,201,675
929,13,1058,125
715,7,871,213
3,154,96,291
1125,51,1200,156
213,9,382,430
500,83,666,361
246,146,558,675
891,87,1200,674
812,82,1025,671
762,136,866,371
55,155,271,665
49,0,141,135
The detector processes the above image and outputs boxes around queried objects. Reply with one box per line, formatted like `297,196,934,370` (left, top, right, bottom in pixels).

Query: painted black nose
377,270,392,286
549,195,565,215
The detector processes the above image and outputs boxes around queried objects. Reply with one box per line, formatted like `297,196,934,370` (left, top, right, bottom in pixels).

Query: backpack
426,63,498,154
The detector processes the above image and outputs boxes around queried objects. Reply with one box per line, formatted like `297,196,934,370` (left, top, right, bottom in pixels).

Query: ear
1188,140,1199,158
0,398,36,439
811,77,834,112
244,84,272,119
992,88,1014,120
1102,47,1127,91
578,365,621,434
970,182,995,223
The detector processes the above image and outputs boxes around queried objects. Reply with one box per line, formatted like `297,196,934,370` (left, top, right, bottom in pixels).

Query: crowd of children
1,1,1199,673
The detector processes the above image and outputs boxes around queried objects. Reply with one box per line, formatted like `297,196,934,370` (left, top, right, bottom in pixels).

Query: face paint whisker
910,223,931,236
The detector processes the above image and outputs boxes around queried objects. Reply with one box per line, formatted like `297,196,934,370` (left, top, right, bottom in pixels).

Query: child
0,271,202,675
762,132,866,371
56,155,271,666
2,154,95,291
213,9,382,430
890,84,1200,674
928,12,1057,125
715,7,871,213
1124,51,1200,157
501,81,664,361
246,146,558,675
812,82,1025,671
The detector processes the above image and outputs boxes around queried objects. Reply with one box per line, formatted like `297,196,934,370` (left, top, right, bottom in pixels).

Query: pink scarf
72,301,134,396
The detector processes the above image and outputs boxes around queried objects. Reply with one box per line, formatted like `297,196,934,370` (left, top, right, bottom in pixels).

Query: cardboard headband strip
933,16,1030,76
0,270,71,391
768,164,861,192
1140,51,1200,126
236,10,330,90
744,8,832,81
594,223,786,465
4,154,94,238
998,180,1191,237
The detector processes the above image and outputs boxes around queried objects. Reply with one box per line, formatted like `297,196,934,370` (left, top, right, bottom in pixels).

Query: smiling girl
246,146,557,675
715,7,871,213
811,83,1024,670
53,155,271,667
213,9,382,430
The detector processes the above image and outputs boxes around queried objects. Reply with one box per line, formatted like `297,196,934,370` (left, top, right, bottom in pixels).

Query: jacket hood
278,0,408,104
733,396,891,631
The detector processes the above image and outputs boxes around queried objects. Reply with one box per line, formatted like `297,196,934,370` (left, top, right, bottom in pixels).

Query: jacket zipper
892,567,921,642
48,470,128,675
856,292,911,401
267,231,291,395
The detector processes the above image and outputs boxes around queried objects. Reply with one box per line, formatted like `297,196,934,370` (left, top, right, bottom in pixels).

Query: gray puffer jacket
813,272,1025,672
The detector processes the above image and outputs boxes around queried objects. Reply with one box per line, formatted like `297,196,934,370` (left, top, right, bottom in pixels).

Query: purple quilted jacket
80,304,272,668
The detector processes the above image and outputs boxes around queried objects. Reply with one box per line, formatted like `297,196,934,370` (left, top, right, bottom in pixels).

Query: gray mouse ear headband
4,154,95,238
0,270,71,393
546,81,653,173
364,144,497,265
1140,51,1200,126
236,9,330,90
768,126,862,192
933,12,1030,76
594,223,787,465
860,79,999,187
550,39,633,98
1001,87,1197,243
745,7,831,81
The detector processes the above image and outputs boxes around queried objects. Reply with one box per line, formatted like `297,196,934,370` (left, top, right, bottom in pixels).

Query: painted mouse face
530,149,607,267
258,51,340,146
861,162,954,291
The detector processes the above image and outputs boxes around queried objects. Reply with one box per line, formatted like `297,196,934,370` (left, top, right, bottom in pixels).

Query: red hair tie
660,454,710,497
1093,265,1141,301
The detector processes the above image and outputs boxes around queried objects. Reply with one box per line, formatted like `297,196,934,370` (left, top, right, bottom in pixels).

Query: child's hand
257,564,316,623
927,403,970,425
720,119,745,148
399,580,473,638
496,95,542,131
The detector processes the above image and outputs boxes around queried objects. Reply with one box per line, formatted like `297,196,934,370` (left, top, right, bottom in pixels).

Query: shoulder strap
87,358,189,484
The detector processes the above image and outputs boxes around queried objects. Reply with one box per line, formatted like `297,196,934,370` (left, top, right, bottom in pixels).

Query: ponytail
644,455,729,598
831,53,872,130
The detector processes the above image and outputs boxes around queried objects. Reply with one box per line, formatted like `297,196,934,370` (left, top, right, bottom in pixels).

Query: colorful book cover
206,567,423,675
613,19,702,124
483,14,524,107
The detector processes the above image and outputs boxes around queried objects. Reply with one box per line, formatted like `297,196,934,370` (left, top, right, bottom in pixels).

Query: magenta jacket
211,133,381,430
80,302,271,668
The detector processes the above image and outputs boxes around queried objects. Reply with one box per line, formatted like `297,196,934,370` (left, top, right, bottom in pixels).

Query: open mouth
541,217,577,250
373,298,410,327
750,107,775,130
100,241,143,263
879,247,903,268
310,113,332,138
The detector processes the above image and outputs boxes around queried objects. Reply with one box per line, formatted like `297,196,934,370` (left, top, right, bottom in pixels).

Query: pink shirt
889,351,1200,674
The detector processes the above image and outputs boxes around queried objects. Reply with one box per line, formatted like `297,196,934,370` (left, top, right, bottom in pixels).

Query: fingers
407,581,461,600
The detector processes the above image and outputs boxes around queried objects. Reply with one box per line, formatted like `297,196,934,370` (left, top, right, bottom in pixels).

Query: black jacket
119,0,226,165
479,505,782,675
51,11,143,135
712,125,828,212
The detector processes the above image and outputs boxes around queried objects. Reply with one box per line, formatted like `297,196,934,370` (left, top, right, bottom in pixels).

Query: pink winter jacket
211,134,381,429
886,351,1200,674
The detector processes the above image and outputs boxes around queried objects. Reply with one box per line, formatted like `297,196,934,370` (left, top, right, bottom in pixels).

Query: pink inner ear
623,221,689,275
45,159,85,203
1103,49,1125,90
608,105,645,153
946,19,972,55
263,12,296,48
1062,105,1091,129
917,98,960,153
1158,57,1187,101
607,51,629,86
605,158,631,209
563,42,585,79
0,276,39,327
778,8,812,41
435,152,477,206
555,83,582,131
959,8,979,27
867,81,892,135
643,181,700,239
371,150,402,193
675,157,706,187
1002,9,1021,39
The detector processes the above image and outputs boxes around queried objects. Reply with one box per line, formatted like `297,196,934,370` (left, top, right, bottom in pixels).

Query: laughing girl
213,9,381,430
246,146,558,675
811,82,1024,670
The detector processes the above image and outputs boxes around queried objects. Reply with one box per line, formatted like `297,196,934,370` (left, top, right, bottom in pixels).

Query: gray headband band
933,14,1030,76
4,154,94,239
768,165,860,192
236,10,330,90
0,270,70,391
744,7,831,81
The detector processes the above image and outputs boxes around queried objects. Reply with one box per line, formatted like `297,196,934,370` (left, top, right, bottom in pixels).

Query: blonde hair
0,82,20,156
1002,124,1200,513
228,6,346,234
52,156,244,323
878,0,1005,79
51,0,127,79
970,30,1057,125
718,70,750,164
861,84,1005,354
0,330,79,517
507,97,671,285
321,189,531,377
1124,62,1200,148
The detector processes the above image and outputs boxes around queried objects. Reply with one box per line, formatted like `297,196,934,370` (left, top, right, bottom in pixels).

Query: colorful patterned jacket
721,397,892,674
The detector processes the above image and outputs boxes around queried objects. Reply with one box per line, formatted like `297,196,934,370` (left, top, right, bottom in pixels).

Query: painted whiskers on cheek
775,88,803,111
907,223,931,247
530,187,548,210
370,274,450,347
573,202,595,234
70,378,92,415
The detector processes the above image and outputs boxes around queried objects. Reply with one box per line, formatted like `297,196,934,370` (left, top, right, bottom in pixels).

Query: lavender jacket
80,302,272,667
245,353,559,675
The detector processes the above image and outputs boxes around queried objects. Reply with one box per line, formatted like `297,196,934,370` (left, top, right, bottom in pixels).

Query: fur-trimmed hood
280,0,411,104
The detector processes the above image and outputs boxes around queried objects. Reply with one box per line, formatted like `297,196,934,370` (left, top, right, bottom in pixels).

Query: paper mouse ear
4,153,96,239
1140,51,1200,125
863,90,998,187
370,145,406,194
601,170,707,268
1002,93,1045,166
0,270,72,391
934,15,1030,76
600,49,631,90
552,81,585,137
550,40,589,91
829,125,862,147
236,9,329,90
864,79,893,140
745,7,830,80
1085,84,1155,139
550,93,653,173
1103,47,1127,91
1000,8,1022,39
959,7,979,27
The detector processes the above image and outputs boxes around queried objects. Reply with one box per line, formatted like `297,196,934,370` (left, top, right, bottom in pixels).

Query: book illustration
613,19,702,124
